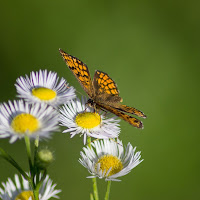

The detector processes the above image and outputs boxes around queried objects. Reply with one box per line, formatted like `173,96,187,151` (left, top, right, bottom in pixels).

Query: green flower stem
24,136,39,200
0,147,29,180
24,136,33,174
34,136,40,183
92,177,99,200
90,193,94,200
33,136,41,200
35,169,47,193
30,181,39,200
87,137,99,200
104,181,111,200
87,136,92,149
35,136,39,148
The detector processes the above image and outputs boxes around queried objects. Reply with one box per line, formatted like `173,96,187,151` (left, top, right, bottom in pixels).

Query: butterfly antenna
75,89,85,96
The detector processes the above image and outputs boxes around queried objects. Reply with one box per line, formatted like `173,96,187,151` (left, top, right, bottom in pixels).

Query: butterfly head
87,98,96,109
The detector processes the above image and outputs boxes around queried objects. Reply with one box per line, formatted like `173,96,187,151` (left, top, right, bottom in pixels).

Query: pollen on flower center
75,112,101,129
11,113,39,134
15,190,34,200
96,154,123,176
32,87,56,101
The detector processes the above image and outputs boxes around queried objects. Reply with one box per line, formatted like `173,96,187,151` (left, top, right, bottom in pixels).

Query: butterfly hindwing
115,105,147,118
59,49,94,97
99,103,143,128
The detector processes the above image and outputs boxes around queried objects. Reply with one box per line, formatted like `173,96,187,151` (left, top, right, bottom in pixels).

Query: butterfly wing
98,103,143,128
93,70,121,96
115,104,147,118
93,70,146,119
59,49,94,97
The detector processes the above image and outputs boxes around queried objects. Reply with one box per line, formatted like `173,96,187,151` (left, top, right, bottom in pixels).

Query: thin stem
35,170,47,192
24,136,33,174
34,136,40,183
92,178,99,200
34,136,39,165
87,137,99,200
33,136,40,200
104,181,111,200
90,193,94,200
31,182,39,200
33,170,46,200
34,135,39,148
87,136,92,148
24,136,39,200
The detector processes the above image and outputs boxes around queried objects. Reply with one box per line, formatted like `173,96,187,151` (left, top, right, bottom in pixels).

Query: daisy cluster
0,69,144,199
0,70,76,143
0,174,61,200
0,70,74,199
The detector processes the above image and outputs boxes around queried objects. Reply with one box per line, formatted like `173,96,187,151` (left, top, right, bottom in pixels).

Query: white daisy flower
0,100,59,143
0,173,61,200
15,70,76,107
59,97,121,144
79,139,143,181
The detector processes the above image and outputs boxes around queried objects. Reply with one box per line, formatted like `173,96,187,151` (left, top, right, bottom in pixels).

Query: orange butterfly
59,49,146,128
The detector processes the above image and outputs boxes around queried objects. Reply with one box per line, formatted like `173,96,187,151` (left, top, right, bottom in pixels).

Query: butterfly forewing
59,49,94,97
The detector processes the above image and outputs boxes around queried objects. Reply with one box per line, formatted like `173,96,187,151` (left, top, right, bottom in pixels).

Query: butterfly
59,49,147,128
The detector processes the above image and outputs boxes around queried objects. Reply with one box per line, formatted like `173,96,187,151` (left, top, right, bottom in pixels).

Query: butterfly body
59,49,146,128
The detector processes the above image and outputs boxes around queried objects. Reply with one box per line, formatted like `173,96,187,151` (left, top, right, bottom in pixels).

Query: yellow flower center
11,113,39,134
96,155,123,176
15,190,34,200
75,112,101,129
32,87,56,101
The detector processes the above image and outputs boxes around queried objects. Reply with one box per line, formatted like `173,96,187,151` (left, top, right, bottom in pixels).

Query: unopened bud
36,148,54,169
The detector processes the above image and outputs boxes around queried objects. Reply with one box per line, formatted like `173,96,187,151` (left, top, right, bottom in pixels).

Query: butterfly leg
93,104,100,113
110,138,123,147
94,106,109,117
64,83,70,89
84,101,98,112
101,108,109,117
88,138,99,146
89,138,122,147
84,102,89,112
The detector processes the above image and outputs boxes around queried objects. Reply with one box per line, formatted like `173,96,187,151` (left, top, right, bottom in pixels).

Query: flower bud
36,148,54,169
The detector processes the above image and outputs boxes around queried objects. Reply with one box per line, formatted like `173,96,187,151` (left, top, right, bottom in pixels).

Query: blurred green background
0,0,200,199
